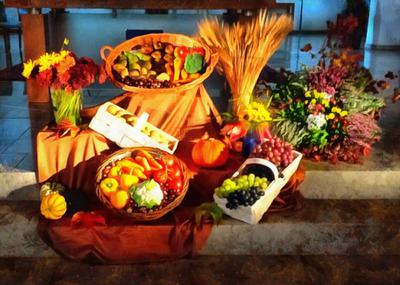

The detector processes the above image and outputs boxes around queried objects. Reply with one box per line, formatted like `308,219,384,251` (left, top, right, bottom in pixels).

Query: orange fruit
110,191,130,209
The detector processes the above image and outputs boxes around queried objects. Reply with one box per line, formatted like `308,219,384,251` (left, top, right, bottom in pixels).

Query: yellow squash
40,193,67,220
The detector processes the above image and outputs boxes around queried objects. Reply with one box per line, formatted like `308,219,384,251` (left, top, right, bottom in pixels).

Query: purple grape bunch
253,136,294,168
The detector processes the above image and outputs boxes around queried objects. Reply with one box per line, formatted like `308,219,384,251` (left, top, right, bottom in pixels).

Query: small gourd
40,193,67,220
40,182,65,199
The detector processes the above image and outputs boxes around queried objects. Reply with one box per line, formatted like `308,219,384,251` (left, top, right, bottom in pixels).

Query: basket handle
100,45,113,61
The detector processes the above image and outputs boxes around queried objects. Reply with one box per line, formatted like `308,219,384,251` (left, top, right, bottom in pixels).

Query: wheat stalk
198,10,293,114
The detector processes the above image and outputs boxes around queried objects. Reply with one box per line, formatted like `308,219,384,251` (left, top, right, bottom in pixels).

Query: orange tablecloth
36,129,114,196
38,206,212,263
36,88,304,263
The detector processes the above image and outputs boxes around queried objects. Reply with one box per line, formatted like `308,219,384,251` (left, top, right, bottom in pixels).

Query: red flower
36,69,54,86
66,57,99,91
98,64,107,84
58,71,70,85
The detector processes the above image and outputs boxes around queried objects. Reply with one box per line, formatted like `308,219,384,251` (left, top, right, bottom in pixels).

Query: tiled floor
0,13,399,173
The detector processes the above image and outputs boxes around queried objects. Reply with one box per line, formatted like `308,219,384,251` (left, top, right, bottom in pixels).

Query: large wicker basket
100,33,218,94
95,147,189,221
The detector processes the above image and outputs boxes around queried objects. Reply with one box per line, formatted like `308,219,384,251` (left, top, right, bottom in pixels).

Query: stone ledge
1,169,400,200
1,200,399,258
1,255,400,284
301,170,400,199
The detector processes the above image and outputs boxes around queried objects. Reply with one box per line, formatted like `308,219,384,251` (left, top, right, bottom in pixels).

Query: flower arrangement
22,39,104,125
270,44,385,164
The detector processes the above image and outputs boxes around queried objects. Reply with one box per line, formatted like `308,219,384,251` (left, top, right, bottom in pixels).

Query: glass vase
51,88,82,125
242,130,259,158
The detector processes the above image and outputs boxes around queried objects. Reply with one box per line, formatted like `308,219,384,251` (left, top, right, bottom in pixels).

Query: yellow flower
63,37,69,46
37,53,56,71
60,50,70,58
340,110,348,117
322,99,329,107
37,51,70,72
310,99,317,105
247,109,255,121
305,91,312,98
22,59,36,79
331,106,342,113
326,113,335,120
305,100,309,104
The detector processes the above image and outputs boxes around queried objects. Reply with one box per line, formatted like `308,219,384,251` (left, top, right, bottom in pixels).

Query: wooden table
5,0,293,102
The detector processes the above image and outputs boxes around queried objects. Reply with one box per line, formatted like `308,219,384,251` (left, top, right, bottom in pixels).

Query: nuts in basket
111,41,206,88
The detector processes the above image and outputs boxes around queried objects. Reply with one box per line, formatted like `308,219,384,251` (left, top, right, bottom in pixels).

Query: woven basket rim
95,147,189,221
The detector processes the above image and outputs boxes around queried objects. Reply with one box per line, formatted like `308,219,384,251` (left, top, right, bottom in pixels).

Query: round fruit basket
95,147,189,221
100,33,218,94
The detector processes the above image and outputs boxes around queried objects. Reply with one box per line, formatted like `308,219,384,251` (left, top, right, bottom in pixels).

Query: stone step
1,199,399,258
2,255,400,284
1,166,399,200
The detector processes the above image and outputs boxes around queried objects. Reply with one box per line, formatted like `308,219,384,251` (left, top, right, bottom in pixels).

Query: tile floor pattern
0,13,399,173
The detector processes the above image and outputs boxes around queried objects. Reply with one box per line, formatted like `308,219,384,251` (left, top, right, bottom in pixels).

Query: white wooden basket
214,151,302,224
89,102,179,154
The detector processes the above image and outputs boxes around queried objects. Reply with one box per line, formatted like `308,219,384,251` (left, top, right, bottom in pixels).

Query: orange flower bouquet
22,39,105,125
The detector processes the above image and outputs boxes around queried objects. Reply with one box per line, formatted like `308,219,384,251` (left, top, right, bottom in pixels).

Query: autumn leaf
377,80,390,90
194,202,223,226
392,88,400,103
300,43,312,52
54,119,80,138
385,71,397,80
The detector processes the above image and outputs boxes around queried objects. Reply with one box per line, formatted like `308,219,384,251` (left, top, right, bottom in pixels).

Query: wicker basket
95,147,189,221
100,33,218,94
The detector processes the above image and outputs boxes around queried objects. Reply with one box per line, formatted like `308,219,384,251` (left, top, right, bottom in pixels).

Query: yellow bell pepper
120,174,139,190
173,57,182,81
100,178,119,198
132,168,147,180
116,159,145,172
181,69,188,80
108,166,122,179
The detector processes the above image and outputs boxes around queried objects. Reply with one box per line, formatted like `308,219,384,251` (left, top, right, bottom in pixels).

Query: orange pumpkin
192,138,229,168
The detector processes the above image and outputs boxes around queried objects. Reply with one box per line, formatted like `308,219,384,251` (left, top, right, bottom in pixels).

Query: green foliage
272,119,308,147
344,94,385,114
283,101,308,123
340,68,385,114
341,68,374,96
272,69,308,102
306,129,329,147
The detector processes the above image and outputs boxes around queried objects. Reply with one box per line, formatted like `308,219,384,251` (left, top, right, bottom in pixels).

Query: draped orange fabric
38,207,212,263
36,86,222,263
38,84,221,187
125,85,221,139
36,130,112,194
36,87,304,263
